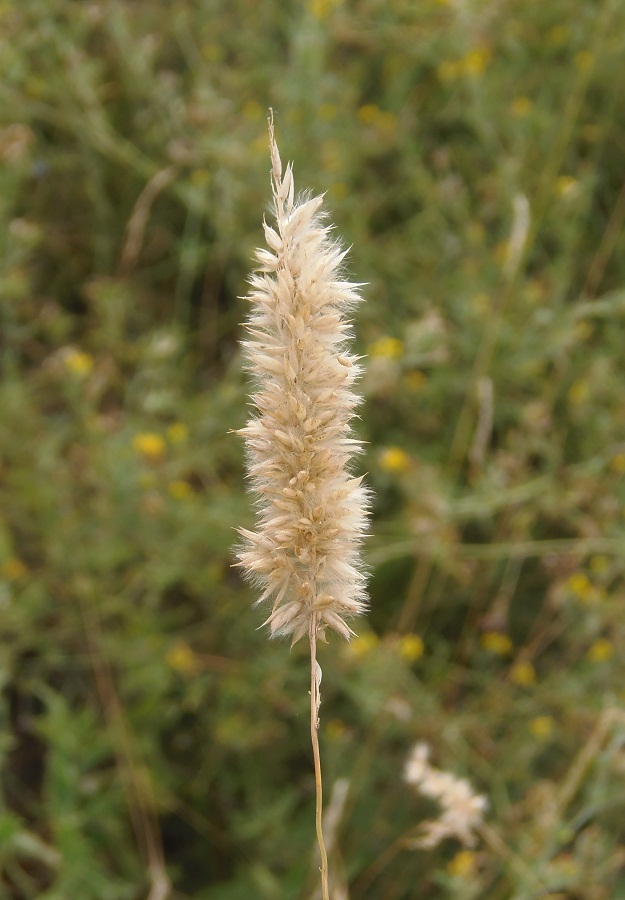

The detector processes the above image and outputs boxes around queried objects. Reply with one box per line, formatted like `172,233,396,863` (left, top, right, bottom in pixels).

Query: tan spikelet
237,116,370,643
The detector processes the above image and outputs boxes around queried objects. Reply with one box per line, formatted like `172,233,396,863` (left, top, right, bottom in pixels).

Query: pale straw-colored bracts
237,119,369,644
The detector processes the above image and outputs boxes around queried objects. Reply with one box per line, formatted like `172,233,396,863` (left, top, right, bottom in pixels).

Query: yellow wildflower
63,348,94,376
356,105,396,134
530,716,553,741
566,572,602,604
132,432,166,460
190,169,210,187
462,47,491,76
357,104,381,125
481,632,513,656
379,446,411,474
547,25,568,47
167,422,189,444
574,51,594,73
375,110,398,136
168,480,193,500
566,571,592,599
1,558,27,580
368,336,403,359
589,555,609,574
610,452,625,474
567,379,589,406
166,640,199,676
398,634,424,663
346,632,378,659
510,661,536,686
556,176,579,199
511,96,532,117
587,638,614,663
448,850,477,878
309,0,341,18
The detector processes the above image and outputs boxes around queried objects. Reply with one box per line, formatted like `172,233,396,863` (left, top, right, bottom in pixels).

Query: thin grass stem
309,619,330,900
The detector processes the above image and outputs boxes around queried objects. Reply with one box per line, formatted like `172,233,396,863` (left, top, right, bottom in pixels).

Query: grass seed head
237,116,370,643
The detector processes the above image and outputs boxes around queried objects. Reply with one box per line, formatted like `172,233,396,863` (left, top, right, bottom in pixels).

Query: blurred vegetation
1,0,625,897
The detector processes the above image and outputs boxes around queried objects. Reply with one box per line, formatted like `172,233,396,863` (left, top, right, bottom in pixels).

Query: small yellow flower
168,480,193,500
374,111,398,136
190,169,210,187
530,716,554,741
167,422,189,444
566,571,591,598
567,571,602,605
481,632,513,656
309,0,341,18
610,453,625,474
133,432,166,460
587,638,614,663
64,348,94,376
397,634,424,663
556,176,579,199
346,632,378,659
511,96,532,117
379,446,411,474
357,104,381,125
462,47,491,76
510,661,536,686
574,50,594,73
368,336,403,359
567,379,589,406
448,850,477,878
547,25,568,47
166,640,199,676
1,558,27,580
589,555,609,574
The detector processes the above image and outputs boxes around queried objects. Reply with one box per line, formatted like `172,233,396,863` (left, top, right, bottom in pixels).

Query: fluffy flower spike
237,114,370,643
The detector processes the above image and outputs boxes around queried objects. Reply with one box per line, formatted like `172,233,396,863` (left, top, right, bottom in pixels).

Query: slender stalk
309,619,330,900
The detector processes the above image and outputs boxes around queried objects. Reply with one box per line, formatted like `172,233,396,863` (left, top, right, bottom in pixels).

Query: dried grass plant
237,114,369,898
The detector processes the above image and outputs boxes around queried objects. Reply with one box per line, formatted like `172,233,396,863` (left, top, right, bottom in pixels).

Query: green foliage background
1,0,625,897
